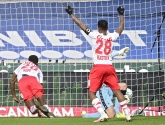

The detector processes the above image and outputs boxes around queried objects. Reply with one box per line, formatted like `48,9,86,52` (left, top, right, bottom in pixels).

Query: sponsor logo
0,106,74,117
0,30,148,60
0,106,165,117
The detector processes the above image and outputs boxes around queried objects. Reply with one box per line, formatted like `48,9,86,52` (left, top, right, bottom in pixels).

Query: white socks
92,98,105,115
30,105,37,114
43,104,50,112
120,100,131,120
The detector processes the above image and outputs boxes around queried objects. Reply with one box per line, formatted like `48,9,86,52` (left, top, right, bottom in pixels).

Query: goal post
0,0,165,117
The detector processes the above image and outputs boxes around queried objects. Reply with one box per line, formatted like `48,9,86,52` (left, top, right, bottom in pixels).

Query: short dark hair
98,20,108,30
28,55,38,64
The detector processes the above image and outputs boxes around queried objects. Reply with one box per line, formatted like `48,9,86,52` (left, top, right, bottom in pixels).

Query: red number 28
95,38,112,55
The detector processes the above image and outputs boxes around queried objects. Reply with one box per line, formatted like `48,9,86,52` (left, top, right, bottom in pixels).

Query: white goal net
0,0,165,117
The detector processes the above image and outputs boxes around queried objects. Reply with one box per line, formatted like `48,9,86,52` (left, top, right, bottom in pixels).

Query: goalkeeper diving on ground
82,84,132,118
82,47,132,119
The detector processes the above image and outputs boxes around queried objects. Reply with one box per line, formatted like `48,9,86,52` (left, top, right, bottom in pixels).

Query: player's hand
13,97,22,104
117,6,125,15
65,5,73,15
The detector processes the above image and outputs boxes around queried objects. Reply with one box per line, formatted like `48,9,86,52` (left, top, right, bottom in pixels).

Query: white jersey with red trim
14,61,43,83
88,31,119,64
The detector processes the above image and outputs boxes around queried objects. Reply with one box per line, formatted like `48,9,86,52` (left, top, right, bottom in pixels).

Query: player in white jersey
82,48,130,119
10,55,55,118
66,6,131,122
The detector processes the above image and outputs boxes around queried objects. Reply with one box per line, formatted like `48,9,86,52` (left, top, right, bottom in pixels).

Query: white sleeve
14,64,22,75
111,32,119,41
84,28,96,39
38,69,43,83
88,31,96,39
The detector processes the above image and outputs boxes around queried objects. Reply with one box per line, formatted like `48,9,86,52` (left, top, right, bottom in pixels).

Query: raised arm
65,6,90,35
115,6,125,35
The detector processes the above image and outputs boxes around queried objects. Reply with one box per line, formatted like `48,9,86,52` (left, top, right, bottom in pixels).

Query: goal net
0,0,165,117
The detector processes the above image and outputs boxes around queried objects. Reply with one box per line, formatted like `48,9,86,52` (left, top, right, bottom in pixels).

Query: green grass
0,116,165,125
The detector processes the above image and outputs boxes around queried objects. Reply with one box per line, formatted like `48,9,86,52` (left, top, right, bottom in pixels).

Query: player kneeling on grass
10,55,55,118
82,83,131,118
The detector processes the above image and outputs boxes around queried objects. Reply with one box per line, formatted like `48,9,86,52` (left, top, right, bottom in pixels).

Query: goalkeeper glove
117,6,125,15
124,95,130,104
65,5,73,15
162,92,165,99
118,47,129,56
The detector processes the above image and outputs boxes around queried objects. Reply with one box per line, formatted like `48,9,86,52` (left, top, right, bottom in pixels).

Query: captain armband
84,28,92,35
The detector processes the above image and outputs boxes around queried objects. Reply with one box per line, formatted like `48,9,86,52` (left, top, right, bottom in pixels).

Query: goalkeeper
82,83,130,118
82,48,130,119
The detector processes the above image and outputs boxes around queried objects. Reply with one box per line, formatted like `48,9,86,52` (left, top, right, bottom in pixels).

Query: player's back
89,31,119,65
14,61,41,82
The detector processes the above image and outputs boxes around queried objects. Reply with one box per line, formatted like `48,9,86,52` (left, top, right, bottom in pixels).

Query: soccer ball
126,88,133,98
81,111,86,117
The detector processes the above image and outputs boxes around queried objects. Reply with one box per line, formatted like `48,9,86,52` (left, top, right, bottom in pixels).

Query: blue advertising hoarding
0,0,164,60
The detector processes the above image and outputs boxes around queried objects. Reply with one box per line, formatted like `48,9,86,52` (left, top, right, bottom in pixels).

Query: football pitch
1,116,165,125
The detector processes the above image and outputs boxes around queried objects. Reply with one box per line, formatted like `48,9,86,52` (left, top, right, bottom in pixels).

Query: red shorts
88,64,120,92
18,76,44,101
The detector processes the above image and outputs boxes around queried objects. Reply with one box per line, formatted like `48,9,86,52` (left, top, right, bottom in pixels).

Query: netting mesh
0,0,165,117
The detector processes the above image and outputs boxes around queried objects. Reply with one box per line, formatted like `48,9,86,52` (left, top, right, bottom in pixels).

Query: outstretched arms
115,6,125,35
65,6,91,35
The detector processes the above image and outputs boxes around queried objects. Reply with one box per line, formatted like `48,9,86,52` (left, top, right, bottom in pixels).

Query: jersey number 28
95,38,112,55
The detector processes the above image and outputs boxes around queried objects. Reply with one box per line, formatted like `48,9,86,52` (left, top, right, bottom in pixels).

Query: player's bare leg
105,106,116,118
35,95,55,118
119,83,130,104
24,99,46,117
113,89,131,122
114,83,127,118
88,90,109,122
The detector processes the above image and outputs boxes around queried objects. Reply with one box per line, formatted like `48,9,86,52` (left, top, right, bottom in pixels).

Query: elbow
120,26,124,32
120,24,124,30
